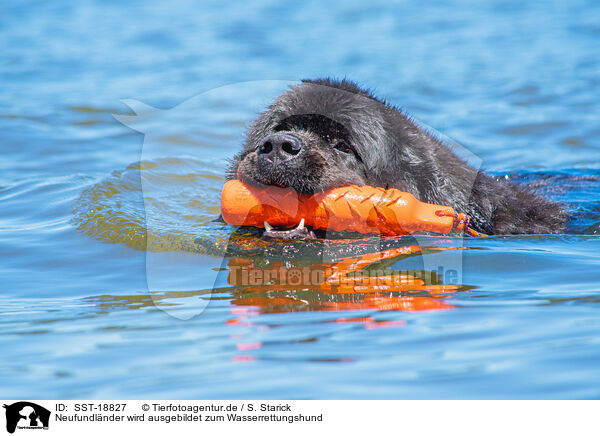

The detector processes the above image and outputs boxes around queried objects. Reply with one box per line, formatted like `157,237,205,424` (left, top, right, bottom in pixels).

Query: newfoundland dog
228,78,567,237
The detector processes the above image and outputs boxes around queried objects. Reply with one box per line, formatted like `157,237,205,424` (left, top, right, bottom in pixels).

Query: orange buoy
221,179,486,237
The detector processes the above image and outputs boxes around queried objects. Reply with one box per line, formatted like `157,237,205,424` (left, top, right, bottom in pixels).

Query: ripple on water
72,157,231,254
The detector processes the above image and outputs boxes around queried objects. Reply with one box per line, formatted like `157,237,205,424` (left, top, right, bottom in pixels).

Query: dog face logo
3,402,50,434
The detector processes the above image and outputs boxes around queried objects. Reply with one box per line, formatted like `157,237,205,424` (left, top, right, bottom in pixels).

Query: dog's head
230,79,402,195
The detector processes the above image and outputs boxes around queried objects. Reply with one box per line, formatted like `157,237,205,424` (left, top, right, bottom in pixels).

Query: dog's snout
258,133,302,161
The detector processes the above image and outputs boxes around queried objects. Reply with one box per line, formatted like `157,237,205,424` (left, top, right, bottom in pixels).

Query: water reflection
223,244,471,361
227,245,469,315
89,243,470,323
87,244,470,320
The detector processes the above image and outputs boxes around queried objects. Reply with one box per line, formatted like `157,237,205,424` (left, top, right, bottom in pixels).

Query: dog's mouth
263,218,318,240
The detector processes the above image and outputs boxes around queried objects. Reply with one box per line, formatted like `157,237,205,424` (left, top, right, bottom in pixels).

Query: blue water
1,0,600,399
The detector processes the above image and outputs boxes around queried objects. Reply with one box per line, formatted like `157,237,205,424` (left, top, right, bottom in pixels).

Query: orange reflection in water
227,245,462,320
225,245,468,360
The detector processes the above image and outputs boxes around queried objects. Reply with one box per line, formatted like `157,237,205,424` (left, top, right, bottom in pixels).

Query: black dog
229,78,568,236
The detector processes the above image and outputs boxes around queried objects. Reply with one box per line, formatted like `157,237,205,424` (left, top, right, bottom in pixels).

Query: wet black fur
228,78,568,234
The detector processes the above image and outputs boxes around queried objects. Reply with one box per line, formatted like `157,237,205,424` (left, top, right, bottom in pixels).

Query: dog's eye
333,141,352,154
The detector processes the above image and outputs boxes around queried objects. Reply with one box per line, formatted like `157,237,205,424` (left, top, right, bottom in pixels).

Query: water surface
1,0,599,399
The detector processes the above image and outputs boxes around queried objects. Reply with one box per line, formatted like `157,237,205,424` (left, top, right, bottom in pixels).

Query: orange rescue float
221,179,487,237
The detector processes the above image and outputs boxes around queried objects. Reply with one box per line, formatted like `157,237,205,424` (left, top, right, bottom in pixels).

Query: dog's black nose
257,133,302,162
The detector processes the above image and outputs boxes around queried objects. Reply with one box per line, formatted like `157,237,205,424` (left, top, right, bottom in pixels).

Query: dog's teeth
297,218,305,230
263,221,272,231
